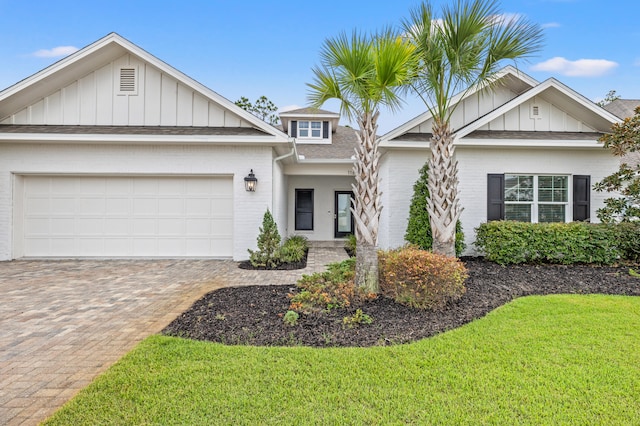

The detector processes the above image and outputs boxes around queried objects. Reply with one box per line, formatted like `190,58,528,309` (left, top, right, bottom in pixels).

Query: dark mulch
162,258,640,347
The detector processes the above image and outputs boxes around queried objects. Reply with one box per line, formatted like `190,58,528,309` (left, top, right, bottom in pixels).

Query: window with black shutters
295,189,314,230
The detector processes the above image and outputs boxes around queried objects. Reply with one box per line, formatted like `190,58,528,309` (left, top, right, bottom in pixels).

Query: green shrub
474,221,622,265
405,163,466,256
283,310,299,327
345,234,357,257
342,309,373,328
614,222,640,263
248,209,281,268
379,246,467,310
280,235,309,263
288,259,373,313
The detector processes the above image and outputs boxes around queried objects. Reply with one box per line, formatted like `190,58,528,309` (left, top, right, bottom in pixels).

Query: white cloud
531,57,618,77
31,46,79,58
541,22,561,29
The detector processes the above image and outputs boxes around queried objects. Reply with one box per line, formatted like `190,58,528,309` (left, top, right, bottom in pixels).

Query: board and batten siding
404,85,518,134
402,85,596,134
1,53,249,128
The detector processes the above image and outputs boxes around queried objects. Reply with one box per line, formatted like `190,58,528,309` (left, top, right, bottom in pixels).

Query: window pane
311,130,321,137
505,175,533,202
538,175,567,202
505,204,531,222
311,122,321,129
539,204,565,223
299,121,309,129
295,189,313,230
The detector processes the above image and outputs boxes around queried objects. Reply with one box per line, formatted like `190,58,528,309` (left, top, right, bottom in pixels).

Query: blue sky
0,0,638,133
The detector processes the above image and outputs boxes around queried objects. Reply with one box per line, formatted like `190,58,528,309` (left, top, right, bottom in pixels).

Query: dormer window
299,121,322,138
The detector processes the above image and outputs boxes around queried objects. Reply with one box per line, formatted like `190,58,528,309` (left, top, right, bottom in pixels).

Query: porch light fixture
244,169,258,192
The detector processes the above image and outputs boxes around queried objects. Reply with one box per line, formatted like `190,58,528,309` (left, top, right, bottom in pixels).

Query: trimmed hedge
379,246,467,310
474,221,640,265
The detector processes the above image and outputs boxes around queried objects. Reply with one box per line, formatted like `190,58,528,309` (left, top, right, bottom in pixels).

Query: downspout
272,137,297,236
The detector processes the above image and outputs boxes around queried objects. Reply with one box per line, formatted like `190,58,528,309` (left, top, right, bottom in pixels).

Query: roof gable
456,78,621,138
0,33,288,140
381,66,538,142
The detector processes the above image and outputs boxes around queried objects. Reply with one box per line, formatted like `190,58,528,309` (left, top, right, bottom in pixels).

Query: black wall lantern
244,169,258,192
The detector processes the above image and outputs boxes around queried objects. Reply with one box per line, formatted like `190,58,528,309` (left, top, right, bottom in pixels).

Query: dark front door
334,191,354,238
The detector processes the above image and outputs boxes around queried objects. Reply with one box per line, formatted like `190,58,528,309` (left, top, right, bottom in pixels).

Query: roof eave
0,133,291,145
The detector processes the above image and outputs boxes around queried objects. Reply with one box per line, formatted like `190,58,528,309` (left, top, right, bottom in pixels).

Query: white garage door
20,175,233,257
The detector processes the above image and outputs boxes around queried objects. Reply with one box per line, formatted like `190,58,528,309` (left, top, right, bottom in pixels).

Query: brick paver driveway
0,259,234,425
0,245,346,425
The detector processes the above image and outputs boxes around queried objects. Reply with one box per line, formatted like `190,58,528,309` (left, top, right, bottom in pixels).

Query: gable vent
530,104,542,119
118,67,137,95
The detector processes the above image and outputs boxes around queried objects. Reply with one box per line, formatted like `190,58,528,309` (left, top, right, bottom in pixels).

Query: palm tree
307,30,415,292
402,0,543,257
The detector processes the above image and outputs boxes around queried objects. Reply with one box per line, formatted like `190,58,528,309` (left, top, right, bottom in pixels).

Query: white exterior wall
0,142,274,260
272,157,288,238
286,175,354,240
378,150,428,250
1,53,250,128
457,147,617,254
379,147,618,255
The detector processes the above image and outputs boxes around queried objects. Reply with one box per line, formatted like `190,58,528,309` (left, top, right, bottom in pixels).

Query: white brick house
0,34,622,260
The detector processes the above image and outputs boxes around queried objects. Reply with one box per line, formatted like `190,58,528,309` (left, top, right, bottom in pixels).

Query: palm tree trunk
352,111,381,292
428,119,461,258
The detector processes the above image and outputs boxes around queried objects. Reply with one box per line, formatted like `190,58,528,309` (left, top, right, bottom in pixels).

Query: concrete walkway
0,243,348,425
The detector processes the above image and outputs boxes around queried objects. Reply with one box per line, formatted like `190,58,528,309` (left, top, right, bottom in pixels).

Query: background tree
235,95,280,125
307,30,415,292
596,90,620,108
594,106,640,222
405,162,466,256
402,0,543,257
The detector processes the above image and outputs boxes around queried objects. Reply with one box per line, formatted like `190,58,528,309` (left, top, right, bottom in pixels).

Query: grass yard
45,294,640,425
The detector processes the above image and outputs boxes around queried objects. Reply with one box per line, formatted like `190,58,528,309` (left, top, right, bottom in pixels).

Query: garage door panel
158,198,184,215
51,198,75,214
158,218,184,235
104,218,129,235
186,199,210,215
134,199,158,215
21,176,233,257
79,198,105,215
50,218,74,235
105,198,129,215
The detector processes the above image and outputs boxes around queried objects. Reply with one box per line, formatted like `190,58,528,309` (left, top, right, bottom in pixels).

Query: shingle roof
0,125,269,136
280,107,339,116
466,130,603,140
293,125,359,160
603,99,640,119
391,130,603,141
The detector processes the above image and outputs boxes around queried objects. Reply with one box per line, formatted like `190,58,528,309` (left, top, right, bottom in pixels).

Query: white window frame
504,174,570,223
298,120,323,139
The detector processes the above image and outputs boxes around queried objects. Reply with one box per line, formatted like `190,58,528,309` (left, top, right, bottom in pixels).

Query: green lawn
46,295,640,425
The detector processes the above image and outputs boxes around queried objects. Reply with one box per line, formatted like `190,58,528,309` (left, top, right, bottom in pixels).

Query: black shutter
322,121,329,139
573,175,591,222
290,120,297,137
487,174,505,221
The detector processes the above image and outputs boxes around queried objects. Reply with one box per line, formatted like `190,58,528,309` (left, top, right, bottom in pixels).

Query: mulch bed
162,258,640,347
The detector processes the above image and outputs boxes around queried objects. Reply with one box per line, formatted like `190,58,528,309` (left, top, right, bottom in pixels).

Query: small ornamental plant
288,259,376,313
248,209,281,268
379,246,467,310
342,309,373,329
283,310,299,327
